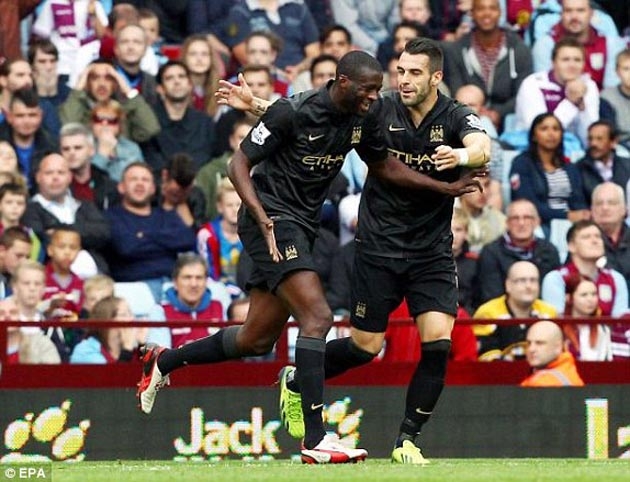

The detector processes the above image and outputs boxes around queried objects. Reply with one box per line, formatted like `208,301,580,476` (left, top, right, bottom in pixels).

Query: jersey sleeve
354,102,388,165
451,104,487,141
239,99,295,165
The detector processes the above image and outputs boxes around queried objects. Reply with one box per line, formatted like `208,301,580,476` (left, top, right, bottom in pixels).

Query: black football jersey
356,91,486,258
239,82,387,234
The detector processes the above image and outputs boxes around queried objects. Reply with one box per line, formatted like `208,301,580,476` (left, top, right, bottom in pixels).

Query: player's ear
431,71,443,86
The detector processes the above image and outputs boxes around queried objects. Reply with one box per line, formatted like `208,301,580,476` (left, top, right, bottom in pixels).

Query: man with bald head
21,153,110,273
591,182,630,285
521,320,584,387
473,260,557,360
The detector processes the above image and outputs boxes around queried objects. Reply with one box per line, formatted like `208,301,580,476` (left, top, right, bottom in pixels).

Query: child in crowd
12,259,69,362
0,141,21,176
0,183,43,262
0,227,33,298
81,274,115,318
70,296,138,363
138,8,168,68
2,296,60,364
196,178,243,298
42,228,84,321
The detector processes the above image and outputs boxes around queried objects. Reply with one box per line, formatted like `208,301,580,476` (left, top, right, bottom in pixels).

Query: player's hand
445,167,488,197
432,145,462,171
216,73,254,111
260,217,283,263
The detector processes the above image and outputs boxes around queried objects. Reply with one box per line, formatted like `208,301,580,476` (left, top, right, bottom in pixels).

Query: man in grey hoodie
442,0,532,130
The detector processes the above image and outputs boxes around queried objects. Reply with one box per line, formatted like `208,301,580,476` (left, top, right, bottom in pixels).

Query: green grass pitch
46,459,629,482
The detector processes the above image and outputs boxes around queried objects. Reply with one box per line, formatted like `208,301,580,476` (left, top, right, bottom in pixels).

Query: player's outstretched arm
432,132,491,171
369,156,488,197
215,73,272,117
227,150,282,262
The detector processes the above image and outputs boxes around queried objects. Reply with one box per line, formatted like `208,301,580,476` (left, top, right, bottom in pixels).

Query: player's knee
300,307,333,338
235,329,275,356
348,338,379,363
245,336,276,356
421,339,452,355
351,331,385,355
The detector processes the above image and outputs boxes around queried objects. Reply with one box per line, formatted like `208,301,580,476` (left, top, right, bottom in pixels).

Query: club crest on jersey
351,126,362,144
430,125,444,143
355,301,366,318
284,244,298,260
598,284,612,303
251,122,271,145
465,114,484,131
590,52,604,71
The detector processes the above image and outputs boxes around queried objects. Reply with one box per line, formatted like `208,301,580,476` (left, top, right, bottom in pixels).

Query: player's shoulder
285,88,323,111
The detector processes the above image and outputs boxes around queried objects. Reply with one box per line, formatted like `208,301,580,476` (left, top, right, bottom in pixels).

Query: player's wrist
455,148,469,166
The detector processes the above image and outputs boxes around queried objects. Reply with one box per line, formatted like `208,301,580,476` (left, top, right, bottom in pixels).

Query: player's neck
408,92,438,127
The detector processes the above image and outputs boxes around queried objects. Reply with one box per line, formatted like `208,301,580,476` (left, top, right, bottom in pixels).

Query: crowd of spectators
0,0,629,372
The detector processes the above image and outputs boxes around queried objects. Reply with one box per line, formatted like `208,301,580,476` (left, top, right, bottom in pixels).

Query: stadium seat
114,282,171,348
549,218,573,263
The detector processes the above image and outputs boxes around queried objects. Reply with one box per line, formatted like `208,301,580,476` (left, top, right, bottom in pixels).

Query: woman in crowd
563,275,612,361
509,112,589,237
180,34,221,119
70,296,138,363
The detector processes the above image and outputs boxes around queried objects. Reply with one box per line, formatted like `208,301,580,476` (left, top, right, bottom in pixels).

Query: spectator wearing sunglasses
90,100,144,182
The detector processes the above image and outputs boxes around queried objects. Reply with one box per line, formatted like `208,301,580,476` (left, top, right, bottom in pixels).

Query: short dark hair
121,161,153,180
50,226,82,244
337,51,381,80
138,7,158,21
0,182,28,202
156,60,190,86
164,153,196,188
0,226,31,249
394,20,426,39
319,24,352,45
108,3,140,29
172,252,207,279
588,119,617,140
27,39,59,64
552,36,584,61
227,297,250,321
0,58,28,78
245,30,283,54
309,54,338,78
566,220,599,244
9,88,40,110
403,37,443,73
241,64,274,85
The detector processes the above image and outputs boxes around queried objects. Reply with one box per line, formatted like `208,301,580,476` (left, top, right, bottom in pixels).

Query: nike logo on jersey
388,124,406,132
415,408,432,415
311,403,324,411
308,133,325,141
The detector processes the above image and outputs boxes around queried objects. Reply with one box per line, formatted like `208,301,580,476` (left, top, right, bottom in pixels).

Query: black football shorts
349,247,458,333
239,214,318,292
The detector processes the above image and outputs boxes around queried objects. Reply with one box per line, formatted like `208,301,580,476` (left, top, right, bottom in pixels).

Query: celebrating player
138,45,488,464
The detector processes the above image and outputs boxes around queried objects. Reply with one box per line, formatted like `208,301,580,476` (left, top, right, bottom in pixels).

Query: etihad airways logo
388,148,436,173
301,154,345,171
